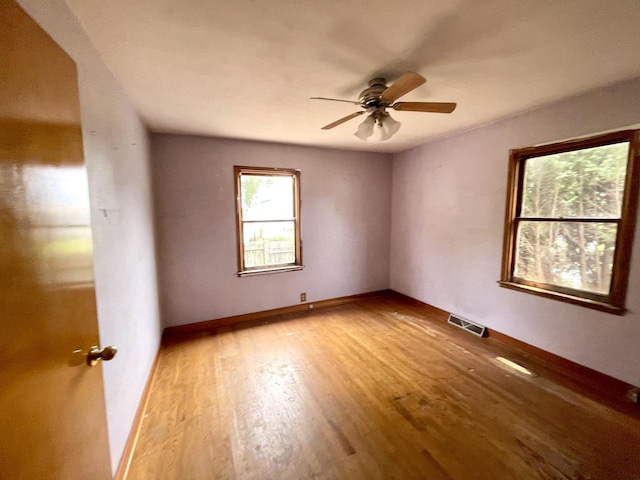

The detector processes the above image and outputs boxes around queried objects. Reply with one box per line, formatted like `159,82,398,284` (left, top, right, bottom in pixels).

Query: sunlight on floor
496,356,533,376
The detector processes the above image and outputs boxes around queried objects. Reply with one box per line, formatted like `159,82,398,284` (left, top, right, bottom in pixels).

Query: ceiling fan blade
380,72,426,103
310,97,360,105
321,111,365,130
392,102,457,113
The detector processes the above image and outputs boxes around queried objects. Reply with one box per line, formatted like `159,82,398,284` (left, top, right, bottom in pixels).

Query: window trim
234,165,302,276
499,129,640,314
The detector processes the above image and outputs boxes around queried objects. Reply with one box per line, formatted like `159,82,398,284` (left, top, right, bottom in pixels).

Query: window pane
521,142,629,218
514,221,616,295
243,221,295,268
240,175,294,221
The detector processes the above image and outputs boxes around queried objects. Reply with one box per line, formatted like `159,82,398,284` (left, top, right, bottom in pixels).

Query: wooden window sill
497,280,625,315
237,265,304,277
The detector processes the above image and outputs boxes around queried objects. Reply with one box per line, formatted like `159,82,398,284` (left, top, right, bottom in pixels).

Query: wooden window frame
234,166,303,276
499,130,640,314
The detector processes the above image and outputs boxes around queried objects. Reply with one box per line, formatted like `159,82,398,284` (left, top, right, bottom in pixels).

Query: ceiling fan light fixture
380,114,401,142
354,115,376,141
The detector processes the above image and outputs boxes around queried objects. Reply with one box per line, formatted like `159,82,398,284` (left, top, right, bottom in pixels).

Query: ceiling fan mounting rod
368,77,387,87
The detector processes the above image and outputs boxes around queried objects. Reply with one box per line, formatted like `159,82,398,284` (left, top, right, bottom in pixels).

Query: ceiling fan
311,72,456,141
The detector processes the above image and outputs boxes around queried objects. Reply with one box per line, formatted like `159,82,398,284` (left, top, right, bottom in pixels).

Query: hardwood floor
127,296,640,479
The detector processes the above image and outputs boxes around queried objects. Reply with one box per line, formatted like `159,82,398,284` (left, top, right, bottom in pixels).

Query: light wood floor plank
127,297,640,479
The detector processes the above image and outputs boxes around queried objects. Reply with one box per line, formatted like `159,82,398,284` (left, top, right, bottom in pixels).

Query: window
500,130,640,314
234,166,302,276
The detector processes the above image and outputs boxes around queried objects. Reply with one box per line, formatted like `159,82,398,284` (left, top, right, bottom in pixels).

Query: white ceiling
65,0,640,153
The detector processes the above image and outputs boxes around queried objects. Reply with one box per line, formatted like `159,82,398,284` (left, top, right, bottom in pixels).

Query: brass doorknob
86,345,118,366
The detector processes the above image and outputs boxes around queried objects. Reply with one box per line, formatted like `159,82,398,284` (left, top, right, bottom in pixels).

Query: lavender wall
391,76,640,387
17,0,162,474
152,135,392,327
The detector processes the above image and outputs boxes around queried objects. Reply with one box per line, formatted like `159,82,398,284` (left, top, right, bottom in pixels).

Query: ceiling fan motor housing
358,78,389,109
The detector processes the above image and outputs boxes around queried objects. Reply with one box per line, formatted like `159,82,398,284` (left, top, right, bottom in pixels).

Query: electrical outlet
629,387,640,405
300,292,306,302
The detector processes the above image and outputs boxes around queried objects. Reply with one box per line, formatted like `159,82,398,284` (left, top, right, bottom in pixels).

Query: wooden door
0,1,113,478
